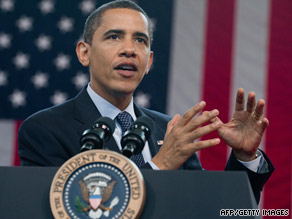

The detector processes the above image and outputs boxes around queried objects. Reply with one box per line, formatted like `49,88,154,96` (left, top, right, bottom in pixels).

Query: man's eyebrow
134,32,149,42
103,29,149,41
103,29,125,37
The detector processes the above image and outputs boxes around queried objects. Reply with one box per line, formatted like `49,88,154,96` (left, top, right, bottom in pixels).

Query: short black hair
83,0,153,45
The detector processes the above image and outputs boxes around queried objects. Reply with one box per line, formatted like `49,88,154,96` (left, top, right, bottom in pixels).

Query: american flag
0,0,291,217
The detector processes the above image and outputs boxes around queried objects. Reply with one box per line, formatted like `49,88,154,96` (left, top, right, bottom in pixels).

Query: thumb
166,114,181,134
210,116,224,136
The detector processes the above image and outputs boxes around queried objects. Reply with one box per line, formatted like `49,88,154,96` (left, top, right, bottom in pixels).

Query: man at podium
18,0,273,203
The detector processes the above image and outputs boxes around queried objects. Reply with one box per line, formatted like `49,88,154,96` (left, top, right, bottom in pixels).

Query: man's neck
90,83,132,111
107,94,132,111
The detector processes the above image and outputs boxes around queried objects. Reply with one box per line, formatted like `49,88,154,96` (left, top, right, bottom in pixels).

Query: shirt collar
87,83,137,121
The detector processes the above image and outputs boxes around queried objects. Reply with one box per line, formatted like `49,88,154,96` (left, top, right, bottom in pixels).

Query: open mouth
114,63,138,72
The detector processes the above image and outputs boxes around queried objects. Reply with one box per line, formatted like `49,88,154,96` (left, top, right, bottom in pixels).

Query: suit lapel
73,87,120,153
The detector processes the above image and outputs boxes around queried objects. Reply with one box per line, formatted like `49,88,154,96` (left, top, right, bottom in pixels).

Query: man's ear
76,41,90,67
145,51,153,75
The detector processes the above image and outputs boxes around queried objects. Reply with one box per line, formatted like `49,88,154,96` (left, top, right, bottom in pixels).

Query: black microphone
80,117,115,152
121,116,154,158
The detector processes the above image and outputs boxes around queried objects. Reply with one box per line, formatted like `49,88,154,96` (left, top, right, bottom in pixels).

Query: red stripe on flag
12,121,22,166
264,0,292,214
200,0,236,170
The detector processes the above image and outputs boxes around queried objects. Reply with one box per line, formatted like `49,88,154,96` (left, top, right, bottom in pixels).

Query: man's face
87,8,153,101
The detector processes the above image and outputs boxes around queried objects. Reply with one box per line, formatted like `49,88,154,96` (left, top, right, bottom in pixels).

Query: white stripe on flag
231,0,270,208
231,0,270,116
167,0,207,116
231,0,270,149
0,120,15,166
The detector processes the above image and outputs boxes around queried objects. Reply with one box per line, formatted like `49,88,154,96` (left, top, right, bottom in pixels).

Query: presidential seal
50,150,145,219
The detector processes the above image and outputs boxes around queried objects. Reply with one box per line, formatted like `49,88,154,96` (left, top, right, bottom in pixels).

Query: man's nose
120,40,136,58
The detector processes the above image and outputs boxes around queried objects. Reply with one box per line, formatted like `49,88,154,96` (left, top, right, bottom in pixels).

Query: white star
79,0,95,14
72,72,89,89
35,34,52,51
9,89,26,108
31,71,49,89
134,91,151,108
50,91,68,105
0,70,8,86
16,16,33,32
0,32,12,49
0,0,14,12
38,0,54,14
54,53,71,71
13,52,30,69
57,17,74,33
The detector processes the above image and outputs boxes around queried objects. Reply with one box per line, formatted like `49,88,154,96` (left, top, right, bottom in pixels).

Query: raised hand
152,101,222,170
215,88,269,161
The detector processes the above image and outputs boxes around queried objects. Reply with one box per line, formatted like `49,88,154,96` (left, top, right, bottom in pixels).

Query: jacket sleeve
225,149,274,203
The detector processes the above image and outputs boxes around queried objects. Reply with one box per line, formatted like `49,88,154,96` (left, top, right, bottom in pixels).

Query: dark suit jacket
18,87,274,202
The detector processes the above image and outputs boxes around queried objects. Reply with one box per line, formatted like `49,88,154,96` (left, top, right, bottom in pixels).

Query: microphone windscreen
94,117,115,134
133,116,154,135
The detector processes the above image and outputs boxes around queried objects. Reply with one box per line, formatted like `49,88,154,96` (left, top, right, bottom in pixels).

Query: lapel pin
157,140,164,146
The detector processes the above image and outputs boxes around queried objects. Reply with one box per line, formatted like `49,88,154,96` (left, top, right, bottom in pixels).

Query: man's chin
112,88,135,98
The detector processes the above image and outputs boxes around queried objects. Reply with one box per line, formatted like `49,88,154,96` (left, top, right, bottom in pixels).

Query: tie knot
116,111,132,134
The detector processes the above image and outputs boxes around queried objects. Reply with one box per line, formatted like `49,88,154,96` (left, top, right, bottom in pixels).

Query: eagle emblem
75,172,119,219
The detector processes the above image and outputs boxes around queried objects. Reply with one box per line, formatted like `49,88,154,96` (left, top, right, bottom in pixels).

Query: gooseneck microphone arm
121,116,154,158
80,117,115,152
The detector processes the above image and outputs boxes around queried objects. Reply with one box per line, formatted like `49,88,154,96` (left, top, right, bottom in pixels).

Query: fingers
181,138,221,158
210,116,222,124
235,88,269,135
253,99,265,120
246,91,256,113
166,114,180,135
176,101,206,127
261,117,269,131
184,109,219,133
170,101,221,142
185,119,222,141
191,138,221,151
235,88,245,111
236,88,265,119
